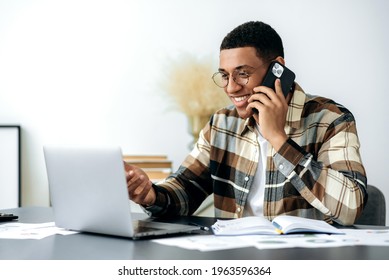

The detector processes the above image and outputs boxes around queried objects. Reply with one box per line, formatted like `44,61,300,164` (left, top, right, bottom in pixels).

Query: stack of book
123,155,173,182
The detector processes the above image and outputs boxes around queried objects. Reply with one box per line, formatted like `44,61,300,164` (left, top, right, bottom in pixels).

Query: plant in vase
161,53,230,148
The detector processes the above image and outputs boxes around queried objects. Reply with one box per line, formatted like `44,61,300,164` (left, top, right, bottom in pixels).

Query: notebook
43,146,200,239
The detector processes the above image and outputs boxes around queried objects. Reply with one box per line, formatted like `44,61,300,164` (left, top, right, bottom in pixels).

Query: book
211,215,344,235
123,155,173,182
123,158,173,169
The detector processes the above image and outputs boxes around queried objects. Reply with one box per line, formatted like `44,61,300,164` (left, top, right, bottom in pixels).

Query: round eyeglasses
212,58,276,88
211,66,261,88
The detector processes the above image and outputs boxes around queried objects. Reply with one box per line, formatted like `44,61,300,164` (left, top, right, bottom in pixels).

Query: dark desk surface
1,207,388,260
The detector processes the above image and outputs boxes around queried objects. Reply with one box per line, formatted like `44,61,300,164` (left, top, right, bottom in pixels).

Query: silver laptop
43,146,200,239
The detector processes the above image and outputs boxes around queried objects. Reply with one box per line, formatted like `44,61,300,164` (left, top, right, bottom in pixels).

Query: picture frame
0,125,21,208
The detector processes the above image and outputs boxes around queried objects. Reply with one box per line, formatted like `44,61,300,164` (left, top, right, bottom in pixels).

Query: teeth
233,95,249,102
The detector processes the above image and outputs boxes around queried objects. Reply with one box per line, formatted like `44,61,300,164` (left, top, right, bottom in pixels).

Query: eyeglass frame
211,59,275,88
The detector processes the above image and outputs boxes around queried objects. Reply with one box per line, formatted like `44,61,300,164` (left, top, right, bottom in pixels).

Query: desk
1,207,388,260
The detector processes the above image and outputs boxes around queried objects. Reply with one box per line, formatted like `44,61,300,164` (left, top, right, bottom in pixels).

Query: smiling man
126,21,367,226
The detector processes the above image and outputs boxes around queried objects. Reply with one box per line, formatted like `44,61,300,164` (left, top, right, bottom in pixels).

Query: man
126,21,367,225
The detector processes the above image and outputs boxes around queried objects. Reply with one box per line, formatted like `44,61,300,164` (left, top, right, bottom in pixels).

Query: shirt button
244,176,249,181
279,164,284,170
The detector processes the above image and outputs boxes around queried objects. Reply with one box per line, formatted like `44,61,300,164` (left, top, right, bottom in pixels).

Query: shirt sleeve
142,120,214,217
141,184,171,217
273,113,367,226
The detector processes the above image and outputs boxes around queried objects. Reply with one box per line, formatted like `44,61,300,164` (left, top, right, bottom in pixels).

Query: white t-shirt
243,125,268,217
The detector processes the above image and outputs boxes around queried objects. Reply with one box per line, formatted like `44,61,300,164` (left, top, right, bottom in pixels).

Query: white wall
1,0,388,224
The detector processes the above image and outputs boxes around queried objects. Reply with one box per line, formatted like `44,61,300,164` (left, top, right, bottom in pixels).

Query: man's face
218,47,268,119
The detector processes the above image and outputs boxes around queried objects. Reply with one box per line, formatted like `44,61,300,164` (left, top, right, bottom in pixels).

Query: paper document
153,229,389,251
0,222,79,240
152,235,253,251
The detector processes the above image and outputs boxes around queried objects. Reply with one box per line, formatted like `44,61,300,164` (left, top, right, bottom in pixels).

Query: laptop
43,146,200,239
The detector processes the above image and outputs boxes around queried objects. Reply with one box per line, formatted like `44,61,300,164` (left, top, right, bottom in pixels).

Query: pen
189,222,210,232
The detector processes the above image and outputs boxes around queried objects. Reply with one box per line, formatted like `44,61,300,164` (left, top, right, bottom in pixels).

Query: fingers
125,164,154,205
251,79,284,102
246,95,263,116
248,79,287,113
274,78,283,97
127,171,148,195
129,177,152,203
127,172,148,195
247,92,274,114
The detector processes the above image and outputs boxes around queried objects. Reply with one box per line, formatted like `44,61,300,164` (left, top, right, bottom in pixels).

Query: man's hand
124,162,156,206
247,79,289,151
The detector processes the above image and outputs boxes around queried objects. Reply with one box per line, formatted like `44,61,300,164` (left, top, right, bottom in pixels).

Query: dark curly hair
220,21,284,62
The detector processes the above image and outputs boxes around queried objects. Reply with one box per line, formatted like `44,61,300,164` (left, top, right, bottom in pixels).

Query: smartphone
0,213,18,221
261,61,296,97
252,61,295,114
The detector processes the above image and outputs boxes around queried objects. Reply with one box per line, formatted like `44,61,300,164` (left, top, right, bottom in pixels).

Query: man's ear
274,56,286,65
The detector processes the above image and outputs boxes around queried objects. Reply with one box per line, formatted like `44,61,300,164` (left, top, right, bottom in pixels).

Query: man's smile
230,94,252,108
232,94,250,102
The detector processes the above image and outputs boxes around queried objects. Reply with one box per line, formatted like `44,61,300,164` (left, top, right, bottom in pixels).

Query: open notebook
212,215,344,235
43,146,199,239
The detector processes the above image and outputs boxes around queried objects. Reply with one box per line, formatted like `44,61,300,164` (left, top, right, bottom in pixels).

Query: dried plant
161,53,230,117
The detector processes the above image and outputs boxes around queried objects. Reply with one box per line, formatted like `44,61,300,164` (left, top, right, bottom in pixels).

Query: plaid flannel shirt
146,83,367,225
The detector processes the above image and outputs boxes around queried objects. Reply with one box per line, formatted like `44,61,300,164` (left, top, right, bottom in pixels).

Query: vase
187,114,211,149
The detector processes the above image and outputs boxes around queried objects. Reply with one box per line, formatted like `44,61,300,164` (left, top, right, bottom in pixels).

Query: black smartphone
0,213,18,222
252,61,295,114
261,61,296,97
